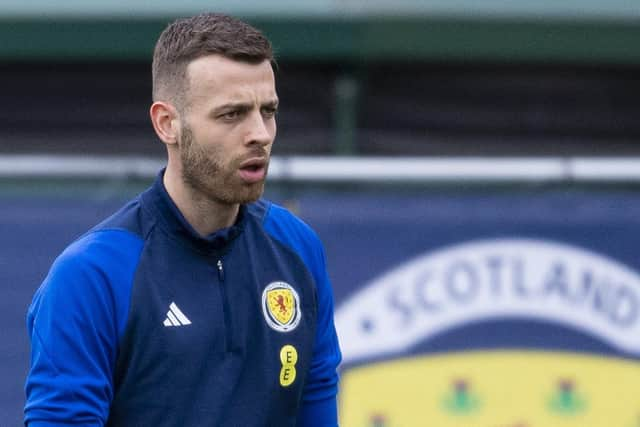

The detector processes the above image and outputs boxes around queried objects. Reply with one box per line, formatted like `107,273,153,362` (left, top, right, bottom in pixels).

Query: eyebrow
262,99,279,109
211,99,279,115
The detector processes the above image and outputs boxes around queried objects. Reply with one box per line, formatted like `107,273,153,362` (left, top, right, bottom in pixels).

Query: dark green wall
2,17,640,64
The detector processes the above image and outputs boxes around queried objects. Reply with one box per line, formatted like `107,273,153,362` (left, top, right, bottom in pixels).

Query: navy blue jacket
25,171,341,426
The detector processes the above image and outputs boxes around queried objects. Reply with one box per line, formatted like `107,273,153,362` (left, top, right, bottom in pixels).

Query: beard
178,124,268,205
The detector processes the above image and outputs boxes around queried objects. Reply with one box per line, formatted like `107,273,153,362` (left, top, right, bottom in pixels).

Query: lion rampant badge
262,282,301,332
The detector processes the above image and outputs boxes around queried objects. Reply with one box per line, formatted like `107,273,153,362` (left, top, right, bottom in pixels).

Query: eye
220,110,241,121
261,106,278,118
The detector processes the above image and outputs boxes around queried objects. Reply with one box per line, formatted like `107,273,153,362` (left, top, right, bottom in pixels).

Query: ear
149,101,180,145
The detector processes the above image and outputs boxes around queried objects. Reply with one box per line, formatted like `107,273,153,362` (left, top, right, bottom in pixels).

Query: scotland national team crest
262,282,301,332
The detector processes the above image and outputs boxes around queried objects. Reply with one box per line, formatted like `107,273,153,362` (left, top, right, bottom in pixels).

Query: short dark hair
152,13,274,109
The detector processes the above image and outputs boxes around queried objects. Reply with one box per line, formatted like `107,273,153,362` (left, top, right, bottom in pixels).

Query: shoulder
91,195,147,236
35,194,147,305
254,199,323,252
38,228,144,302
249,199,327,280
54,195,147,278
59,228,144,271
30,225,146,341
255,199,321,244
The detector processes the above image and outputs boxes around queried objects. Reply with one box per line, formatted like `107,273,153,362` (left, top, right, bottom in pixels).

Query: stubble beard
179,124,267,206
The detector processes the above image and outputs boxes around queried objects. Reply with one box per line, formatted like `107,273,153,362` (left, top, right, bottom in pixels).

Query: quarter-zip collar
141,169,245,253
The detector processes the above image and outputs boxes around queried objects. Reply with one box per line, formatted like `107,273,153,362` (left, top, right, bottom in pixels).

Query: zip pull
217,259,225,282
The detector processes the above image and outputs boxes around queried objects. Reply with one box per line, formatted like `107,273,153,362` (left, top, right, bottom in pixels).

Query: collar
141,169,245,253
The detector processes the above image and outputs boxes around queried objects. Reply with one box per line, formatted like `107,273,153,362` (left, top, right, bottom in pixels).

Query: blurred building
1,0,639,158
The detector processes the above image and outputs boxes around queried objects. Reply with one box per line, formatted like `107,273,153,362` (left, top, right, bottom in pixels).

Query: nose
245,110,274,147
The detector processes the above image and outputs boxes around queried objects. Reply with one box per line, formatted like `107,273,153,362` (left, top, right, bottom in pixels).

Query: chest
114,233,318,405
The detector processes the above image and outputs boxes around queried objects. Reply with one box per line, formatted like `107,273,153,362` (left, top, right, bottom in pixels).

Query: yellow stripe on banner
339,351,640,427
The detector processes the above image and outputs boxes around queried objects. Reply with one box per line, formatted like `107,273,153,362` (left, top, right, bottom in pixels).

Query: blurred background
2,1,640,426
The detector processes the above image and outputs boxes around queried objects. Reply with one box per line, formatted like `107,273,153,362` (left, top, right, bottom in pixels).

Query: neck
163,167,239,237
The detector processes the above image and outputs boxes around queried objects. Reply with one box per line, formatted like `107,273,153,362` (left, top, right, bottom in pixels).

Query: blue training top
25,170,342,427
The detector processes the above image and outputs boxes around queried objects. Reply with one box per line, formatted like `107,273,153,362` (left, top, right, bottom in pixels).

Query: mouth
238,157,268,183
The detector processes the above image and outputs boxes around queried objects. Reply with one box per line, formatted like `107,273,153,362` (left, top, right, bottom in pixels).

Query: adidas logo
163,302,192,327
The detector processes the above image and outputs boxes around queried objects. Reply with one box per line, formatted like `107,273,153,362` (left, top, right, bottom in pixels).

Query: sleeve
24,230,143,426
296,240,342,427
262,202,342,426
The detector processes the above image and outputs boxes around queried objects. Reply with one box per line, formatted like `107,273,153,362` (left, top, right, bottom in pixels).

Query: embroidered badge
262,281,301,332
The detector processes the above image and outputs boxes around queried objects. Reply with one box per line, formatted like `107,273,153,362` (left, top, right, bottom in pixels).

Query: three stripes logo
163,302,192,327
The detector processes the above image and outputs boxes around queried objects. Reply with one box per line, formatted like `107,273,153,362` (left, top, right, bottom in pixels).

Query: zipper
217,259,233,352
217,259,225,281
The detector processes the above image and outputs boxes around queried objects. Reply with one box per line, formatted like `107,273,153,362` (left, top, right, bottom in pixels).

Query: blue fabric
297,396,339,427
25,171,341,426
264,203,342,426
28,423,101,427
25,230,144,426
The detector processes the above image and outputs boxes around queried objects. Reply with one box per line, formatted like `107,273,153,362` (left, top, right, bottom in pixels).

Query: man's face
177,55,278,205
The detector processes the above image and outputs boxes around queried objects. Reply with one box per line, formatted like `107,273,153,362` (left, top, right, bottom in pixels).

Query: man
24,13,341,426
